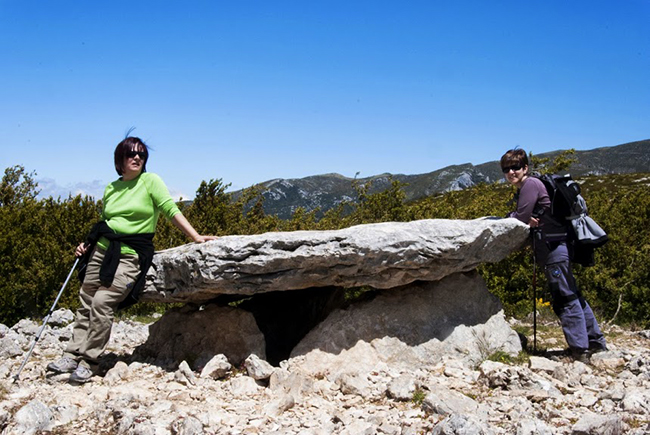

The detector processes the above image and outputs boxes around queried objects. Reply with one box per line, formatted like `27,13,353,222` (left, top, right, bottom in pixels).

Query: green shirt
98,172,181,255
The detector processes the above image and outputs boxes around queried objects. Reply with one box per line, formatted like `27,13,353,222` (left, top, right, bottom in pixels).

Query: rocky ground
0,309,649,435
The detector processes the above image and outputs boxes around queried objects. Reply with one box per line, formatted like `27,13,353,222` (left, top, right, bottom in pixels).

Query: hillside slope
233,139,650,219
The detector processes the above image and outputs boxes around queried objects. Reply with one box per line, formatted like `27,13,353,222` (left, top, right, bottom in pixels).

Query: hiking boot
570,349,591,364
589,344,608,355
69,364,93,384
46,357,78,374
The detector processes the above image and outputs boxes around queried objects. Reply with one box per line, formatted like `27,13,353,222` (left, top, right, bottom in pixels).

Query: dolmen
136,218,530,372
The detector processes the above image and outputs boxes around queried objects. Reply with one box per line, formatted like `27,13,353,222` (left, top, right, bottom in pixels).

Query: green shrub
2,160,649,329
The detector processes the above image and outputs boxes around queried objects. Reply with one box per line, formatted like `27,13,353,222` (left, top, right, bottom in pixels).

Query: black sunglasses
126,150,147,159
502,165,522,173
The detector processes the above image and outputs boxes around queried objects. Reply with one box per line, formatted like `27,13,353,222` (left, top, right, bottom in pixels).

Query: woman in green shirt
47,136,217,383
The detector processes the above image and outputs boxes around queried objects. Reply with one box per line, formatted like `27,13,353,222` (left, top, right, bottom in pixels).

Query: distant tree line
1,152,649,328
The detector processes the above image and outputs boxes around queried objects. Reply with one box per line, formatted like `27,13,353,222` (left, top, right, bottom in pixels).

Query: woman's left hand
75,242,89,258
194,235,219,243
171,214,218,243
528,217,540,228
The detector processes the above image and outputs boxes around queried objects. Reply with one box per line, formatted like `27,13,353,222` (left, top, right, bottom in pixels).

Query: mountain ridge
234,139,650,219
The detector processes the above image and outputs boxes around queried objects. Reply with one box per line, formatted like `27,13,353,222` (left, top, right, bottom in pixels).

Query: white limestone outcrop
142,218,529,302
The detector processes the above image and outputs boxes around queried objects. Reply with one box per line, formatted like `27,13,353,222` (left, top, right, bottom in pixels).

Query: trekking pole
531,228,540,354
12,257,80,382
532,251,537,354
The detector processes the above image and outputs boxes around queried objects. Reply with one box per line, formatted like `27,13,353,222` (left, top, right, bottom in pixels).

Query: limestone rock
290,271,521,369
0,409,10,428
0,335,23,358
431,414,494,435
1,315,649,434
268,369,316,400
199,354,231,379
516,419,554,435
387,374,418,401
174,361,196,386
48,309,74,327
622,388,650,414
571,412,622,435
142,218,529,303
244,354,275,380
479,360,523,389
338,372,371,397
11,319,39,337
626,354,648,375
422,386,486,419
51,404,79,427
171,416,204,435
590,351,625,370
262,394,295,417
528,356,560,373
14,400,54,434
229,375,261,396
103,361,130,385
479,360,560,397
137,271,519,370
134,304,265,367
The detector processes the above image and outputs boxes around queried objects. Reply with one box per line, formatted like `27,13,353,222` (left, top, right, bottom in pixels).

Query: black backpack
533,173,609,266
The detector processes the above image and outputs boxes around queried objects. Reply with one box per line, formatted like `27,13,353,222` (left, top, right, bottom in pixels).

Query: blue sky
1,1,648,200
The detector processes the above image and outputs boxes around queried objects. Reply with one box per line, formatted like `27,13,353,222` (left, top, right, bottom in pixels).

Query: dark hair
114,137,149,176
500,148,529,172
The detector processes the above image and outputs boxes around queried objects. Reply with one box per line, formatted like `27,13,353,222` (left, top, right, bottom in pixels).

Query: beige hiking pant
65,247,139,364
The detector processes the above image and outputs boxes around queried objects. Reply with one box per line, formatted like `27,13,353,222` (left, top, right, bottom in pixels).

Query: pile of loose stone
0,309,649,435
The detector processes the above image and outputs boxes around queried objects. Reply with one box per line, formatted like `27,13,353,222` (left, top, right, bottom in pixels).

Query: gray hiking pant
543,243,607,352
65,247,139,365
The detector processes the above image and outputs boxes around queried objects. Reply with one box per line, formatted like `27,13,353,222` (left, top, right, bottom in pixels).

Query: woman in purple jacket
501,149,607,362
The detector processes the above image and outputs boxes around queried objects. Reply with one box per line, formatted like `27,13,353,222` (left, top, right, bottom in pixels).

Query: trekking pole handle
74,242,90,258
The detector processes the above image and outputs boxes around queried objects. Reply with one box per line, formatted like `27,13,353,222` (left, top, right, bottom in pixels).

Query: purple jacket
507,177,551,223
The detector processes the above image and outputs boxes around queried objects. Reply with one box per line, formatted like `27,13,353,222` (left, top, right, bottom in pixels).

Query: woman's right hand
75,243,88,258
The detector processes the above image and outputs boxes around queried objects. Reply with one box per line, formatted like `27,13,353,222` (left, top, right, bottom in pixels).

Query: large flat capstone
141,217,529,304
